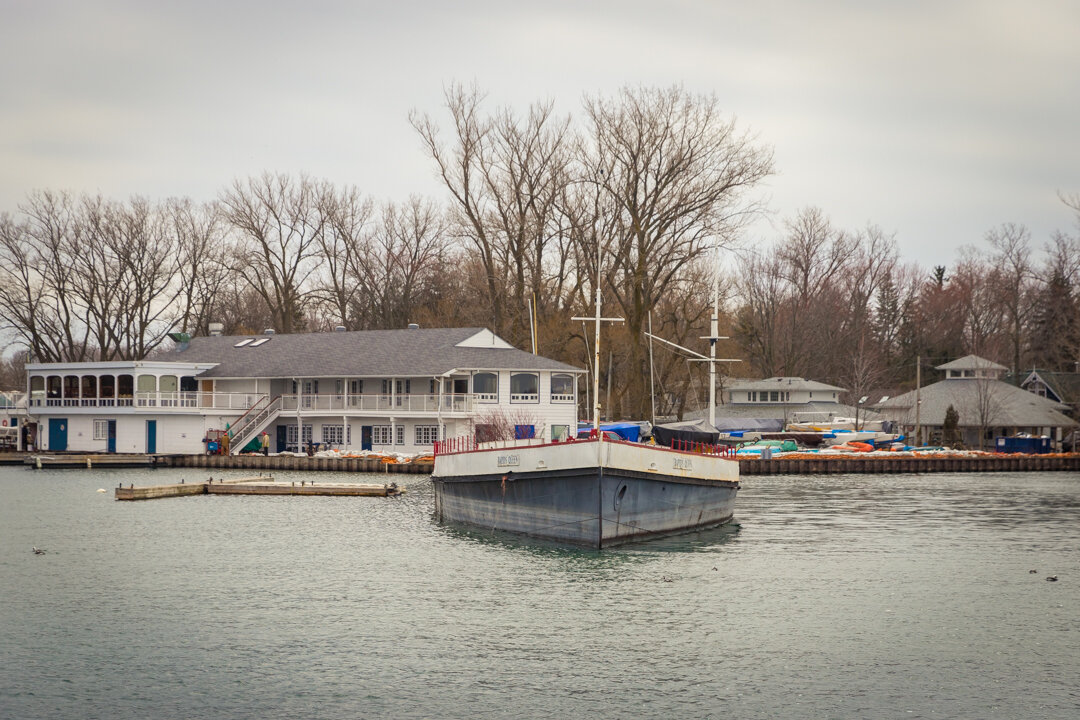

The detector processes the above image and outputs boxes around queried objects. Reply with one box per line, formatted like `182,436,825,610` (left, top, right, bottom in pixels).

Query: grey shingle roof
872,378,1076,428
936,355,1007,371
157,328,583,379
727,376,847,393
670,401,880,423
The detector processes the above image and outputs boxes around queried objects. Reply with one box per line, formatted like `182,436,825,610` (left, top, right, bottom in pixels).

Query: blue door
361,426,373,451
146,420,157,454
107,420,117,453
49,418,68,451
276,425,287,453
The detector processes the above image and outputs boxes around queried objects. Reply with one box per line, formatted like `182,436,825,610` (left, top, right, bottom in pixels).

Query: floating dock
114,475,403,501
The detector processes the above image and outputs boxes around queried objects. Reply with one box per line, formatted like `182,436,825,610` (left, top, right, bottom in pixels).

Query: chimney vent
264,328,276,335
407,323,420,330
208,322,224,337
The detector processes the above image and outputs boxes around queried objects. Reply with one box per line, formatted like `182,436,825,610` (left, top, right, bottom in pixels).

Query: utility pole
915,356,921,446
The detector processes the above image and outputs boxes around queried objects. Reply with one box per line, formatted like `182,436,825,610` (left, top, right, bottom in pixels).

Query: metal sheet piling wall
738,454,1080,474
167,454,434,473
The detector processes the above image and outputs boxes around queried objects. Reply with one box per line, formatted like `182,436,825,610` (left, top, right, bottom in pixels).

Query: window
510,373,539,402
93,419,108,440
350,379,363,394
551,374,575,401
415,425,439,445
552,425,570,441
473,372,498,401
373,426,392,444
396,425,404,445
286,424,313,446
322,424,351,444
770,391,779,402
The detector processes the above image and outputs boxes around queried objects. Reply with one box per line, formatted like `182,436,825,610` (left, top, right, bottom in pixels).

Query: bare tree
220,173,326,333
986,223,1034,382
169,198,232,336
583,85,773,416
312,185,375,329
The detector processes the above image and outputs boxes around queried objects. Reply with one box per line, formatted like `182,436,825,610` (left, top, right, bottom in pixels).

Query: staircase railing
229,396,282,453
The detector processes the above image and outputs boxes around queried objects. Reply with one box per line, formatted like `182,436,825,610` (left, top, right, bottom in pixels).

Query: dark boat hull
433,464,738,548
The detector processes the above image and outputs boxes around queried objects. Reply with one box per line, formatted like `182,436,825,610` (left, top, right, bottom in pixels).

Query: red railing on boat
669,438,737,458
433,435,479,457
435,433,736,459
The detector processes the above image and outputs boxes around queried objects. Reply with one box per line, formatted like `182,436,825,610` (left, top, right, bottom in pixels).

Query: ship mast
572,236,623,435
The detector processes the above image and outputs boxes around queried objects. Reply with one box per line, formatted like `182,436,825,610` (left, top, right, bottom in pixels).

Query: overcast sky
2,0,1077,269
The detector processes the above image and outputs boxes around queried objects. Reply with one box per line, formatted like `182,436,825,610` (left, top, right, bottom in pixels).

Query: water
2,466,1078,719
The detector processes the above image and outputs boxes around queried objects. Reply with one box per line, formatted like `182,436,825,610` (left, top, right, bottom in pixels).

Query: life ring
1,419,6,426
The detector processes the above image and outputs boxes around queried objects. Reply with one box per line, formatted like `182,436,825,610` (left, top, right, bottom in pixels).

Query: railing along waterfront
32,392,267,411
280,393,476,413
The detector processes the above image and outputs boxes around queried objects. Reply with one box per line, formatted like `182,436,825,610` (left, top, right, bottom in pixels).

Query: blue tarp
576,422,642,442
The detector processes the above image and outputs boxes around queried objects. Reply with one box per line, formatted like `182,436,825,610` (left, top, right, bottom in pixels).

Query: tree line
2,84,1078,419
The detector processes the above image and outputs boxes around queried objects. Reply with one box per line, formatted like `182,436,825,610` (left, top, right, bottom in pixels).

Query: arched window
137,374,157,406
159,375,178,406
117,375,134,406
473,372,498,402
510,373,538,403
31,376,45,406
550,374,574,402
99,375,116,406
80,376,97,406
63,375,80,405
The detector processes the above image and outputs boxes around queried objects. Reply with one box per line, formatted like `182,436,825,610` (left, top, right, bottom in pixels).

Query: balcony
280,393,476,415
31,392,267,412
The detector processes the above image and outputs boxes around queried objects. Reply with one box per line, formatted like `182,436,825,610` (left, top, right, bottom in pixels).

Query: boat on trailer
432,434,739,548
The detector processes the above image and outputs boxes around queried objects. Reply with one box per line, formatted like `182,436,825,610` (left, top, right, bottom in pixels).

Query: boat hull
432,440,739,548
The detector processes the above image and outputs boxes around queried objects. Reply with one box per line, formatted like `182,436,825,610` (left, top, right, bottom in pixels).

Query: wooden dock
114,475,403,501
24,454,160,469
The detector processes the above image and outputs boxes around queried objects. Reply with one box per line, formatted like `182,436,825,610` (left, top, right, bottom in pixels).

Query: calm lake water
1,465,1078,719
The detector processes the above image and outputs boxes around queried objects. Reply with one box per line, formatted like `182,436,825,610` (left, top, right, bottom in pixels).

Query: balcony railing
280,393,476,414
31,392,266,411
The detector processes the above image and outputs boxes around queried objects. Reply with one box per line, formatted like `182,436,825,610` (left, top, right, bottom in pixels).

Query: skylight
248,338,270,347
234,339,253,347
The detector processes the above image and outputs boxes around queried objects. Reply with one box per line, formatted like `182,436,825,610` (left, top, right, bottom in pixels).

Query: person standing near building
260,431,270,456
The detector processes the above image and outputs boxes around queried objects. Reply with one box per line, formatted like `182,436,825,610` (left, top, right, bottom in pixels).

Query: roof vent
334,325,346,332
208,322,224,337
264,328,276,335
407,323,420,330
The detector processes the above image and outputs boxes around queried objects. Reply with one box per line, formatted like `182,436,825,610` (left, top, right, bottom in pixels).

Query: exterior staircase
228,395,282,454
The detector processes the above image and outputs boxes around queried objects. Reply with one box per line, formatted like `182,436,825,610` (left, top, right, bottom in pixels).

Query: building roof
872,378,1075,428
156,327,583,379
727,376,847,393
936,355,1007,372
671,401,880,423
1021,369,1080,405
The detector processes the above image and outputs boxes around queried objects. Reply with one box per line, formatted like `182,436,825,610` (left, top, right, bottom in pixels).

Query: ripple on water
1,467,1078,719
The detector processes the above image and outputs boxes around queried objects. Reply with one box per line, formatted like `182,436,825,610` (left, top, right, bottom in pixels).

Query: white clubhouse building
24,327,584,455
